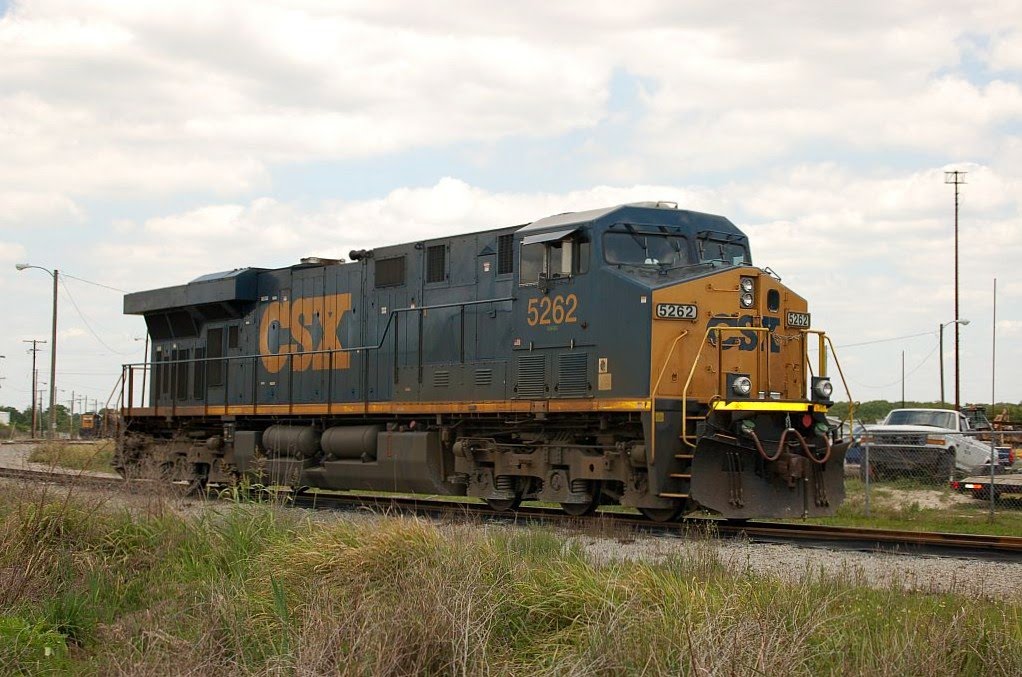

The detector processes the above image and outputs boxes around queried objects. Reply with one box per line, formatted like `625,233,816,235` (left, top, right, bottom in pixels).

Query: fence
849,428,1022,522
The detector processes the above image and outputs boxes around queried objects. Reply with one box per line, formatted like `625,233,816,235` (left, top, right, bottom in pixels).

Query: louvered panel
515,355,546,398
474,368,493,387
433,370,450,388
557,352,588,397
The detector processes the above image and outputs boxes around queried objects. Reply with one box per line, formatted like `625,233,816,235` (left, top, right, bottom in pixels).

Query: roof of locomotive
125,202,748,316
517,202,745,239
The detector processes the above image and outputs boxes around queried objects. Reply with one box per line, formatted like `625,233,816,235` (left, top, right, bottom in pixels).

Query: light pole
939,318,970,407
16,264,58,439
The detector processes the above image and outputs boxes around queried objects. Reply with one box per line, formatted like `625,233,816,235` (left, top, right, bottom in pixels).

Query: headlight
740,277,754,293
732,376,752,396
740,292,754,307
812,377,833,400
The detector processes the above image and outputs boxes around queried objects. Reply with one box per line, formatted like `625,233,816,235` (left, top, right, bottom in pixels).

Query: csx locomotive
117,201,849,520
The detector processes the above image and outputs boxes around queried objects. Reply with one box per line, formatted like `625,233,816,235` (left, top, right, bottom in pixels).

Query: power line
844,341,940,390
59,278,133,355
60,272,127,293
836,330,935,349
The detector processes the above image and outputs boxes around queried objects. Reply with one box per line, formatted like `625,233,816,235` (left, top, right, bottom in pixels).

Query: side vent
515,355,546,398
474,368,493,387
433,370,450,388
557,352,588,397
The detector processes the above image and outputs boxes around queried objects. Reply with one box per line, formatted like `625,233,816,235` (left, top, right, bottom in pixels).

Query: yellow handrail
649,331,689,465
681,325,848,448
680,324,771,447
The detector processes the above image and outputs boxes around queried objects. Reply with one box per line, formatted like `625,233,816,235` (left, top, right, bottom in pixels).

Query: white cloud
0,240,28,262
1,1,1021,408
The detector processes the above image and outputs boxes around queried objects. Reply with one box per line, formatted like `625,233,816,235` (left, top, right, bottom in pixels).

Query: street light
939,318,970,408
16,263,58,439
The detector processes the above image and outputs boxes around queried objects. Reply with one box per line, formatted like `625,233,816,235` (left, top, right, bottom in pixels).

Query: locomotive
117,201,849,520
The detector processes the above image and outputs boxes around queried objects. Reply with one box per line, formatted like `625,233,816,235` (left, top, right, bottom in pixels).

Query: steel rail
2,465,1019,560
285,492,1022,561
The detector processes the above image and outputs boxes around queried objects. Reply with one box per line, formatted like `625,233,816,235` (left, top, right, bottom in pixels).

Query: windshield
885,410,956,429
603,232,689,266
697,238,749,265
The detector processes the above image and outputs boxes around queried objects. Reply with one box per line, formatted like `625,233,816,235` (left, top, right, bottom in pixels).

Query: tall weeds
0,482,1019,675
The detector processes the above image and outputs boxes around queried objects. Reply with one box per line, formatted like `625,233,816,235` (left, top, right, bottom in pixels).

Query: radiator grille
515,355,546,398
557,352,588,397
873,433,927,446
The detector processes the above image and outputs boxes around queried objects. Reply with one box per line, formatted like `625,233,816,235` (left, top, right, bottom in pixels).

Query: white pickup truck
859,408,997,481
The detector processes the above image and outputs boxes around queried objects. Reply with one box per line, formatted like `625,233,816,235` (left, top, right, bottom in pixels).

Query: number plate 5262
786,312,811,328
655,303,698,320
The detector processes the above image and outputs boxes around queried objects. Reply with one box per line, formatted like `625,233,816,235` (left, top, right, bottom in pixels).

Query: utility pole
69,390,75,439
944,170,966,410
900,350,905,408
23,339,46,439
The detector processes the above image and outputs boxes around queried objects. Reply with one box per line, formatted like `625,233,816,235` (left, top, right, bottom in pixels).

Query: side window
227,324,240,350
518,234,589,286
520,243,544,284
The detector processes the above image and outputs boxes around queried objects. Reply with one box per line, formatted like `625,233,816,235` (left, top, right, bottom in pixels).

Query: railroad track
3,465,1020,561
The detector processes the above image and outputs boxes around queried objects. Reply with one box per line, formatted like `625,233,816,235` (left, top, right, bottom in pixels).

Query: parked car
858,408,1000,481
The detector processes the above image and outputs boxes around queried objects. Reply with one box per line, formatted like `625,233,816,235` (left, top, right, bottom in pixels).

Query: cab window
697,238,750,265
519,235,589,285
603,232,689,267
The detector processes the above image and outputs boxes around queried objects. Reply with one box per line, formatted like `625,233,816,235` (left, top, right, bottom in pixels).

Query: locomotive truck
117,201,850,520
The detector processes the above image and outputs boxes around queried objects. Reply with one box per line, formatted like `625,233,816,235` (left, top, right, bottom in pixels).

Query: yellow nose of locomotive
649,268,846,519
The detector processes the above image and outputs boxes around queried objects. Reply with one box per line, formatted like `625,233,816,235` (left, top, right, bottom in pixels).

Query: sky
1,0,1020,413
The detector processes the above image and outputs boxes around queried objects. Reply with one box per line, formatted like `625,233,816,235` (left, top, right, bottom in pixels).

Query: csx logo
707,315,781,353
258,293,352,373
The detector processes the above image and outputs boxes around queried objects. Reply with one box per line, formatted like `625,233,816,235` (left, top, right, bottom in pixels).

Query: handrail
681,324,774,448
122,296,514,369
678,325,846,447
123,296,513,412
649,330,689,465
816,331,855,440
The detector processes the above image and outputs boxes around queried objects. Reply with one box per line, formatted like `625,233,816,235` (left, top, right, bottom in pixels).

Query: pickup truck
858,408,1000,481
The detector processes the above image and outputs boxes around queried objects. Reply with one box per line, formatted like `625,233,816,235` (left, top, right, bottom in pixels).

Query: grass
27,440,116,474
0,483,1020,674
812,478,1022,536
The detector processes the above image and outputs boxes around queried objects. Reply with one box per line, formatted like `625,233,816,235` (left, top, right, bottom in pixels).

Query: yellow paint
650,270,809,403
258,293,353,373
123,397,654,419
709,400,828,412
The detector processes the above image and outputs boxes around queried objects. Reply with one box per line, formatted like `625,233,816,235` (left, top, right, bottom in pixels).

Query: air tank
321,425,382,461
263,425,322,459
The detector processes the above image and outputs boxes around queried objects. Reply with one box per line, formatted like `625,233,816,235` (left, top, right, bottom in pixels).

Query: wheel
560,481,601,516
485,495,522,512
639,507,682,522
561,497,600,516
